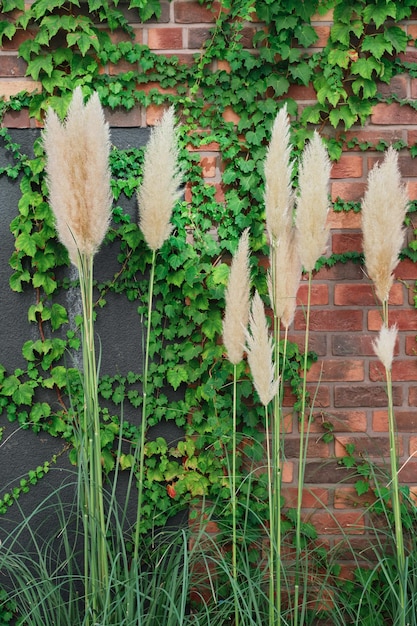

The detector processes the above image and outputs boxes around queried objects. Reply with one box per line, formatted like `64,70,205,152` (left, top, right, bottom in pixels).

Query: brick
370,359,417,382
188,27,212,49
200,155,216,177
345,129,405,150
296,283,328,306
306,510,365,535
406,335,417,356
287,332,327,356
148,27,183,50
282,461,293,483
408,24,417,43
334,283,403,306
217,60,231,73
395,259,417,280
304,460,356,484
314,261,363,281
409,386,417,406
311,9,334,21
105,106,143,127
376,75,408,99
222,106,240,125
1,108,30,128
371,102,417,125
311,25,330,48
398,50,417,64
331,232,363,254
327,210,361,229
331,181,366,202
373,409,417,432
306,359,364,382
334,385,403,407
334,487,376,509
174,1,219,23
1,29,33,51
332,334,374,356
145,103,166,125
282,487,329,508
0,54,27,77
281,383,330,408
407,181,417,201
284,437,330,458
398,459,417,483
287,83,317,100
331,155,363,179
308,410,367,433
294,309,363,332
368,309,417,331
335,435,401,458
0,79,41,99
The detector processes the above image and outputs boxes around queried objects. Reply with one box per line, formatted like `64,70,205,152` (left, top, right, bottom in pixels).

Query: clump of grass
361,146,409,626
43,86,112,621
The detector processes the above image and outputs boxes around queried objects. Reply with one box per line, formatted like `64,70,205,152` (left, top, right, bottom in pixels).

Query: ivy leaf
351,56,382,80
13,382,35,405
1,375,20,397
361,34,392,60
355,479,370,496
363,2,396,29
27,54,54,80
385,26,409,52
201,310,222,340
15,232,37,257
50,303,69,330
329,106,357,130
167,366,188,391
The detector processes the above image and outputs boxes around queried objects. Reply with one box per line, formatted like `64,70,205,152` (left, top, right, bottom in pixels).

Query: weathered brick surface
3,1,417,555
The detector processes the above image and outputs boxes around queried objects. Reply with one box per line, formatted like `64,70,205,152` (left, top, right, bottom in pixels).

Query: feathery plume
223,229,251,364
137,107,183,251
295,132,331,272
268,228,302,329
373,324,398,371
43,86,112,266
362,147,409,303
264,104,294,242
246,291,279,406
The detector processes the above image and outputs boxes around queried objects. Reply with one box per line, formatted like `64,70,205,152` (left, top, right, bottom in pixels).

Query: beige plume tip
43,86,112,266
137,106,183,251
223,228,251,365
246,291,279,406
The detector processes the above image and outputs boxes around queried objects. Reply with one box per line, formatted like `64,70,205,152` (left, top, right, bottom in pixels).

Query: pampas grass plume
43,86,112,265
246,291,279,406
137,107,183,251
295,132,331,272
362,147,409,303
264,104,294,242
268,229,301,329
373,324,397,371
223,229,251,364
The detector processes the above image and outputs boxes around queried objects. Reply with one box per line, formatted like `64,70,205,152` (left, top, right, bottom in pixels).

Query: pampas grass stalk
134,106,183,561
362,146,409,626
223,227,251,626
246,290,278,626
294,131,330,626
264,105,301,626
43,86,112,621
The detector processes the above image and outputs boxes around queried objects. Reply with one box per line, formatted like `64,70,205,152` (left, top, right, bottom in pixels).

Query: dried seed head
373,324,397,371
264,104,294,242
268,228,301,329
223,229,251,364
137,107,183,251
246,291,279,406
295,132,331,272
362,147,409,302
43,86,112,265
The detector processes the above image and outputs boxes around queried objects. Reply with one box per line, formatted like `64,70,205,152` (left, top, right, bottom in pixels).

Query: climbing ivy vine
1,0,417,540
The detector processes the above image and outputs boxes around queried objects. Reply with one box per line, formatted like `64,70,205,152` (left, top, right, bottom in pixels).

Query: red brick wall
2,1,417,550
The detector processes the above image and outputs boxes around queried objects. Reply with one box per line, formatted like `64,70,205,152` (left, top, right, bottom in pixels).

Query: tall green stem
294,271,312,626
78,252,109,621
232,363,239,626
382,300,405,626
133,249,156,561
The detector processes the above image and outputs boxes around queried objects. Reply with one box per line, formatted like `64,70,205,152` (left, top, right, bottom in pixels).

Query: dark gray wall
0,128,183,552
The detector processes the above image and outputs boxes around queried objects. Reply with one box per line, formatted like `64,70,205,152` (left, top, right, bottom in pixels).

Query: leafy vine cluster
1,0,417,538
